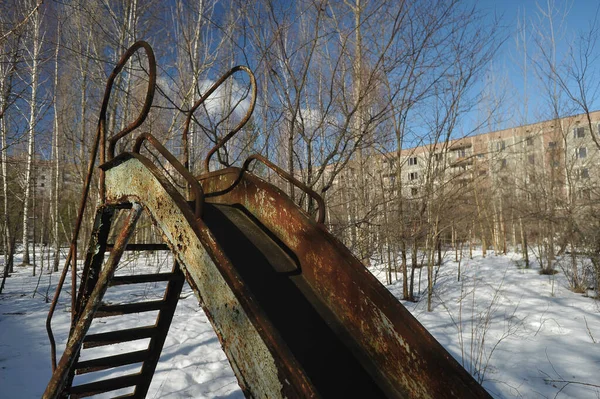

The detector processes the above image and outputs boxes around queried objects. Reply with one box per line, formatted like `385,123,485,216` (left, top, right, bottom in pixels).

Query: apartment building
324,110,600,230
32,159,81,199
3,156,81,200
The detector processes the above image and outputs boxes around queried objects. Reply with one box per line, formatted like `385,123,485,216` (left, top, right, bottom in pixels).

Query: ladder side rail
75,207,114,315
43,204,143,399
133,262,185,398
46,41,156,371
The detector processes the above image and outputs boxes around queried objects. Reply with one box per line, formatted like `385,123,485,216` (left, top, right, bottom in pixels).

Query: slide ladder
43,42,491,398
50,205,185,398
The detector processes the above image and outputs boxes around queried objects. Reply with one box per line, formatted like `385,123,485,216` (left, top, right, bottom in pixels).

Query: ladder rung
75,349,149,375
95,300,165,318
69,373,142,398
110,272,180,286
83,326,156,349
106,243,170,252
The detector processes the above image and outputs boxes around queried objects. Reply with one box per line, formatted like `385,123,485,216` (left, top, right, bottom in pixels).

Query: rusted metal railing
45,39,322,378
180,65,325,223
101,42,157,197
46,41,156,371
239,154,326,224
133,132,205,219
43,204,144,399
181,65,257,173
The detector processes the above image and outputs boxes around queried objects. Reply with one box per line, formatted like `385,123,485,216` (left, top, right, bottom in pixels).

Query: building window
526,137,534,146
40,183,45,187
408,156,418,166
551,160,561,168
499,159,507,169
528,155,535,165
434,153,443,161
496,141,505,152
580,168,590,179
574,127,585,138
408,172,418,181
411,187,418,196
548,141,557,149
579,189,592,200
578,147,587,159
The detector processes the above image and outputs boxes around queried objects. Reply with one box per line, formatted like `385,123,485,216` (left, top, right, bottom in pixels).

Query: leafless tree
20,0,46,265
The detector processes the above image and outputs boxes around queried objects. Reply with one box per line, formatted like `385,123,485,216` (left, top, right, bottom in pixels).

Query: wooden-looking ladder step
69,373,142,398
95,300,166,318
110,272,179,286
75,349,149,375
83,326,157,349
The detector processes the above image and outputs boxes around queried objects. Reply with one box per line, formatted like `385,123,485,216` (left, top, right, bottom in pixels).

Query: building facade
322,110,600,259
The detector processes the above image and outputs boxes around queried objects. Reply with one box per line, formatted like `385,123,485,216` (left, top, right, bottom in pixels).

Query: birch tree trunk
0,45,15,273
179,0,206,171
21,3,42,266
0,81,6,272
52,23,61,272
519,216,529,267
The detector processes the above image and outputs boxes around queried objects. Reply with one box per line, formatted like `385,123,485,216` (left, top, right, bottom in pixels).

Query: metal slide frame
43,41,491,398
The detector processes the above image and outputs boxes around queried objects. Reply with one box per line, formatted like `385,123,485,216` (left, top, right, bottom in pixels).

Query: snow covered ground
371,250,600,398
0,248,599,398
0,251,242,399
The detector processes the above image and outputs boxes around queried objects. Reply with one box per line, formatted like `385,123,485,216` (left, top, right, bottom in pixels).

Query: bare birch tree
0,16,23,281
21,0,45,265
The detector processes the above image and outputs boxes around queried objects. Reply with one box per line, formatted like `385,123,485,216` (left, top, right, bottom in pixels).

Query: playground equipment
43,42,491,398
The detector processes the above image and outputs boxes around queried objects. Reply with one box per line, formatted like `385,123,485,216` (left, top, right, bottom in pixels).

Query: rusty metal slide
96,151,489,398
43,41,491,398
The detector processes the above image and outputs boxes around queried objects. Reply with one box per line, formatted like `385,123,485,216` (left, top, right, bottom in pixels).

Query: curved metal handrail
46,41,156,371
106,42,157,162
240,154,326,224
133,133,205,220
181,66,257,173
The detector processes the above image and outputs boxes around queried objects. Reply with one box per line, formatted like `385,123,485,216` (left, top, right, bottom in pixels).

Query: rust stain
43,204,143,399
198,164,491,399
103,155,317,398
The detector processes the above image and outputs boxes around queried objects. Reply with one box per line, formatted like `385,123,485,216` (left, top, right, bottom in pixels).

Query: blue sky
465,0,600,133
